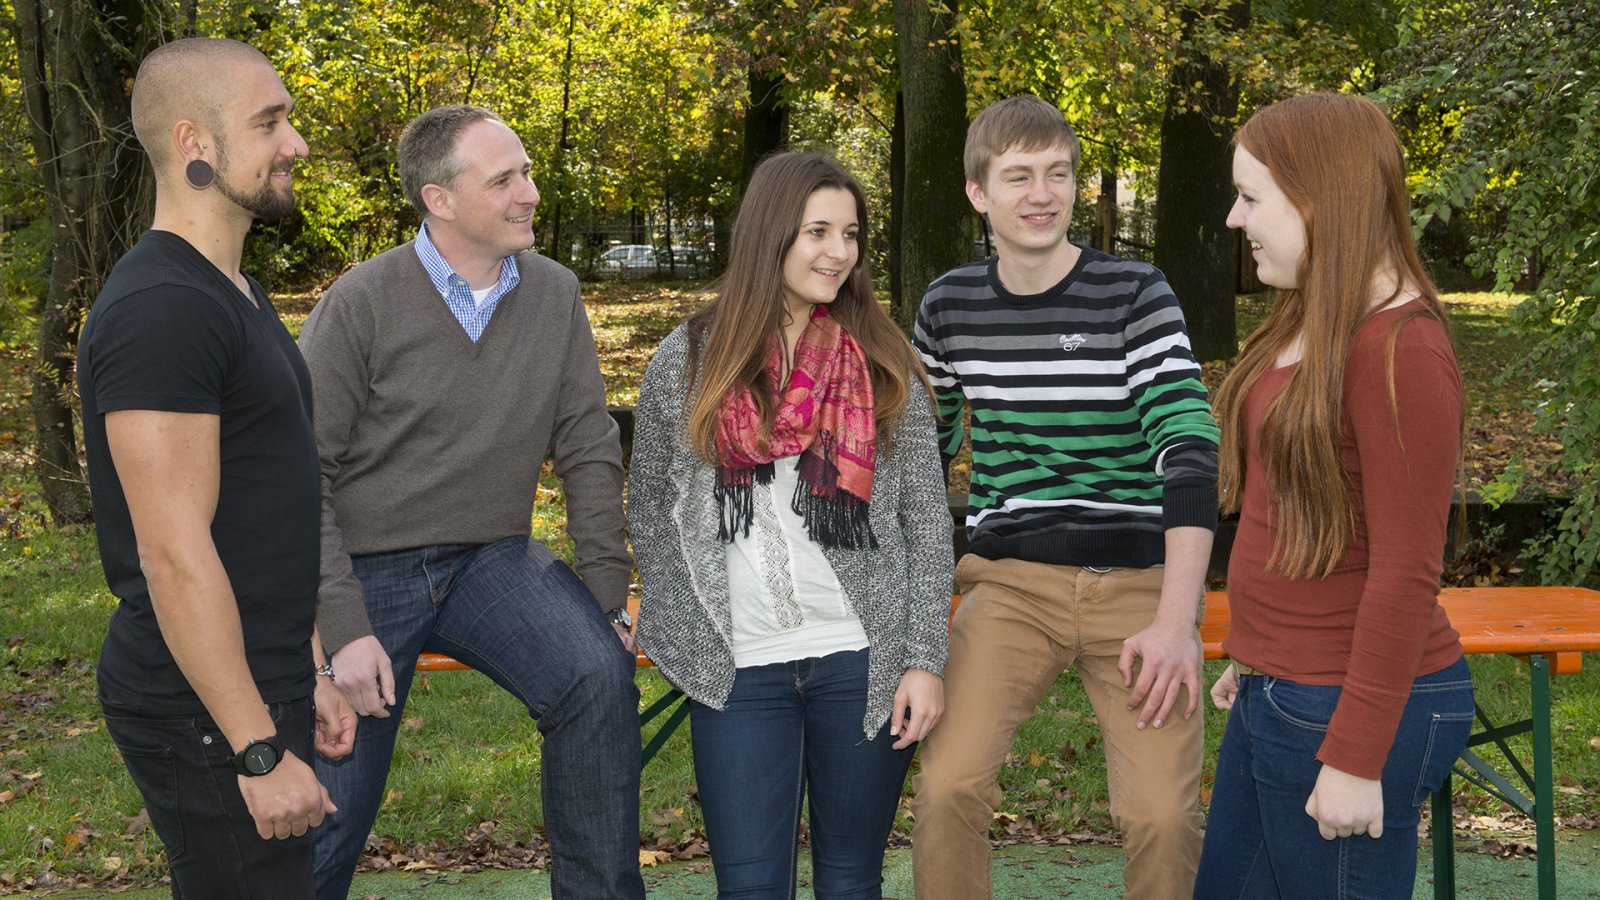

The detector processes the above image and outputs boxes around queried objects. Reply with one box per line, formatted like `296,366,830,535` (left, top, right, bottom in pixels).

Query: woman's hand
890,668,944,750
1305,763,1384,840
1209,664,1240,710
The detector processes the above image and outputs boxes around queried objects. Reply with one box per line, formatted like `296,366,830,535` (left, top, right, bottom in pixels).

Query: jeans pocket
1411,710,1474,806
104,716,187,861
1262,678,1341,732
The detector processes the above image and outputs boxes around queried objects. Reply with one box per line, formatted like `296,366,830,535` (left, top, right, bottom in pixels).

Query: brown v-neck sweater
298,244,628,654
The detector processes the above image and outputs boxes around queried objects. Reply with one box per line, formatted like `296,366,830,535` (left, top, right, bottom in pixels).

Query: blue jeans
311,536,644,899
1194,655,1474,899
689,649,914,899
104,694,316,898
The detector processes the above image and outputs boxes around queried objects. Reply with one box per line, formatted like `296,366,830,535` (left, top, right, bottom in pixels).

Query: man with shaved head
78,37,355,897
298,105,645,899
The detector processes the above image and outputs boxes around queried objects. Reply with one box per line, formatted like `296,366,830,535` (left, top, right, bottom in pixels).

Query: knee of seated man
562,639,637,699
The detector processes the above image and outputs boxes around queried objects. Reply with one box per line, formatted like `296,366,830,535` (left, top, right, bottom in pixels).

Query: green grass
4,287,1597,889
11,530,1597,887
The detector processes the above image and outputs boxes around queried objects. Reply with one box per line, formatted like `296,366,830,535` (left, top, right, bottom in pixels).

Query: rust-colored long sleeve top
1224,299,1465,778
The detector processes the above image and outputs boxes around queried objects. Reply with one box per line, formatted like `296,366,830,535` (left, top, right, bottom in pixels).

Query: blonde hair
964,95,1081,184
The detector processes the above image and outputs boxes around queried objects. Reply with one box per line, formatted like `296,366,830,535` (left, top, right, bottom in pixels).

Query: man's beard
213,140,297,222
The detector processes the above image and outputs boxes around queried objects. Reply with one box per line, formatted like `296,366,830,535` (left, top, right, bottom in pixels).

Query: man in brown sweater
298,105,644,900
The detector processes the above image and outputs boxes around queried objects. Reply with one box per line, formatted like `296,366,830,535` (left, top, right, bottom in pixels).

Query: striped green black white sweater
911,247,1220,569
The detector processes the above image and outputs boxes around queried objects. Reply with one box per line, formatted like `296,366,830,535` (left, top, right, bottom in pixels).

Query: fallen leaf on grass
1479,838,1536,859
639,848,669,867
401,858,438,871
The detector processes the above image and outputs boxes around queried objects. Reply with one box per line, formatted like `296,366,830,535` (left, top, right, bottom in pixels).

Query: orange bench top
417,586,1600,676
1201,586,1600,675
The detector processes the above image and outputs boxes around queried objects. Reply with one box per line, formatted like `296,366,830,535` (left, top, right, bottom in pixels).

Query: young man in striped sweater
909,95,1220,899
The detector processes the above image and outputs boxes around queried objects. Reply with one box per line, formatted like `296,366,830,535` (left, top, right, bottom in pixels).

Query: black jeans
104,694,316,899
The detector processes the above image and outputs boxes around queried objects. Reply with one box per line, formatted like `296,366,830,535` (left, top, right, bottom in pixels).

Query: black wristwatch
228,735,284,776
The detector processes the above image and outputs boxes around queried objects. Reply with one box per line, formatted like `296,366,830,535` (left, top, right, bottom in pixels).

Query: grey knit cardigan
627,323,954,738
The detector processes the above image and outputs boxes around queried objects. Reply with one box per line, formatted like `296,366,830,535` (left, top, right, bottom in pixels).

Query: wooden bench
416,585,1600,899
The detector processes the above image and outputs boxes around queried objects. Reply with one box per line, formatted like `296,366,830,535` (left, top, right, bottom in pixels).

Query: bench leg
1532,653,1556,900
639,687,690,768
1432,773,1455,899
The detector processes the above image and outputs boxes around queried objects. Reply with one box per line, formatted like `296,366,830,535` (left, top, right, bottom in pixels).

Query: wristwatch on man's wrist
607,607,633,629
229,734,284,776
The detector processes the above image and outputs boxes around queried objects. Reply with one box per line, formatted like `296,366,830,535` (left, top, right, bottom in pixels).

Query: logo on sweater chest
1059,333,1087,352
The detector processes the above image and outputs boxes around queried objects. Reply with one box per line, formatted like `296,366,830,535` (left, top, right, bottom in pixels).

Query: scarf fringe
791,431,877,551
715,437,878,551
791,474,877,550
716,461,774,541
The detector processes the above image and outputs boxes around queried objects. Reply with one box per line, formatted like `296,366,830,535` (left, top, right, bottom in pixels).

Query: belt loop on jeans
1233,661,1265,677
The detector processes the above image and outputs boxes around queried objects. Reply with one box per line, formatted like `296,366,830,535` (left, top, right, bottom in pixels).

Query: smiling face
780,187,860,321
967,142,1076,265
210,61,308,223
427,119,540,265
1228,146,1307,290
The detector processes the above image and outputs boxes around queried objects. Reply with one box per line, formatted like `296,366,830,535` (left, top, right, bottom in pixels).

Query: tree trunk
894,0,969,332
546,0,576,264
15,0,168,525
1097,162,1118,254
888,91,905,316
1152,0,1249,364
740,65,788,193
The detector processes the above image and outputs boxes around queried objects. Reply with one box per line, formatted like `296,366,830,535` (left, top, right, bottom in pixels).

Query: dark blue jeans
1194,655,1474,899
103,694,316,898
311,536,644,899
689,649,914,900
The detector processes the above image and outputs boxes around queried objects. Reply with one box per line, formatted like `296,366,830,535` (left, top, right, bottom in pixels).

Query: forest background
1,0,1596,583
1,0,1599,889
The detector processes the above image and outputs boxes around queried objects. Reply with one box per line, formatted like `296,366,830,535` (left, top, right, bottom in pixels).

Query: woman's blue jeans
689,649,914,899
1194,655,1474,899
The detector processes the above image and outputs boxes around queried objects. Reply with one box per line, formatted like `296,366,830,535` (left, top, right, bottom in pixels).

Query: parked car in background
596,244,706,277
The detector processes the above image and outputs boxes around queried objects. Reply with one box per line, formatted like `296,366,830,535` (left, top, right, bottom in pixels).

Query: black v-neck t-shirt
79,230,319,714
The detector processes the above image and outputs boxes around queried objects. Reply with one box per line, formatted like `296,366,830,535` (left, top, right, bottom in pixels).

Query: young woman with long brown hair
627,151,952,898
1193,93,1474,898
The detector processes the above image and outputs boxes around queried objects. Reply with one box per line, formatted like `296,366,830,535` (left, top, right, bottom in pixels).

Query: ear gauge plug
185,159,215,189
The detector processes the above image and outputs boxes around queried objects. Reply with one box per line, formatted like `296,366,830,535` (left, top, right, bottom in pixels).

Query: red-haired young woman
1194,93,1473,899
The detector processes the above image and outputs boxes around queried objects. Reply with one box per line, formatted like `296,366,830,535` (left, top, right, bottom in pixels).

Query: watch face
243,741,279,775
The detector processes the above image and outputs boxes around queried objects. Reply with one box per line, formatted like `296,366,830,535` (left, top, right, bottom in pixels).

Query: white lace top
725,455,869,666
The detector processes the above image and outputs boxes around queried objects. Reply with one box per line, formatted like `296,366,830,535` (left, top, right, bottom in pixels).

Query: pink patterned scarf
712,306,877,549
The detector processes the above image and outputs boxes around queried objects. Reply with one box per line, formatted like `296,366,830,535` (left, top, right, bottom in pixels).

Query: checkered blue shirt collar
413,222,520,342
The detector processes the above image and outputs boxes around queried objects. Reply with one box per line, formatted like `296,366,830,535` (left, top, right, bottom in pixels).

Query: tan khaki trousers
910,554,1204,899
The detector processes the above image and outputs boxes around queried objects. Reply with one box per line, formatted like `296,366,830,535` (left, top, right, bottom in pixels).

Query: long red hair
1214,93,1451,578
